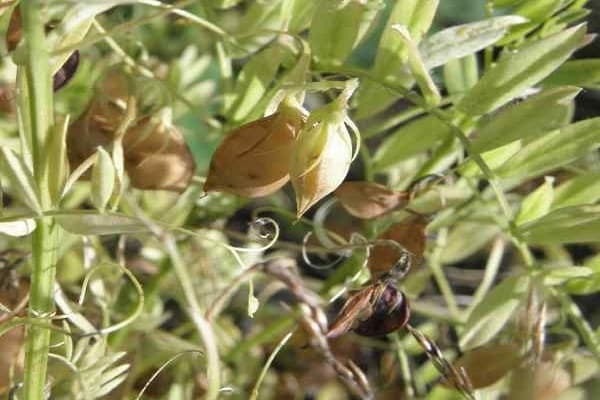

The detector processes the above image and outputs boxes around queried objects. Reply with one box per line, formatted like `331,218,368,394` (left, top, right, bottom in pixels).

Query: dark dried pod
53,50,80,92
354,283,410,337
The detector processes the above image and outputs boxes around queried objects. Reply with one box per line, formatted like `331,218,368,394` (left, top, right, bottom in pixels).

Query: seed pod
453,343,522,389
204,101,305,197
6,6,79,92
368,215,427,278
327,282,410,338
533,362,571,400
354,283,410,337
335,181,409,219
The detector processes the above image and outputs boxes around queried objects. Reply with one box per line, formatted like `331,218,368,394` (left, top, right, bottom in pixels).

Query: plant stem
20,2,60,400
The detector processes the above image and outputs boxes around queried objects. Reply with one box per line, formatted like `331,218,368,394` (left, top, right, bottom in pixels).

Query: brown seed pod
327,282,410,338
453,343,522,389
335,181,409,219
368,215,428,279
204,102,305,197
6,6,79,92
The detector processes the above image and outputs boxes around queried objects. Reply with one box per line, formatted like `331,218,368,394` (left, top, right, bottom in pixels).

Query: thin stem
467,237,505,316
428,228,461,320
164,236,220,400
20,2,61,400
249,331,294,400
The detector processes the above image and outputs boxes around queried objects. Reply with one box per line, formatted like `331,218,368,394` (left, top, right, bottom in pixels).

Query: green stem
20,2,60,400
164,236,220,400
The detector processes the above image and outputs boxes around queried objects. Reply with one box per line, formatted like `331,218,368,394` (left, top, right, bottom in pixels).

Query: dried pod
353,283,410,337
291,120,352,217
5,5,21,52
67,69,196,192
327,282,410,338
368,215,427,279
0,279,28,393
335,181,409,219
533,362,571,400
6,6,79,92
204,101,305,197
453,343,522,389
125,119,195,192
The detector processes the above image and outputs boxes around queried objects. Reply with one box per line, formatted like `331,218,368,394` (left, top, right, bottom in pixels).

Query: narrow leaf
515,176,554,226
443,54,478,96
0,219,36,237
543,59,600,88
458,24,587,116
518,205,600,244
91,147,115,213
0,147,41,213
552,172,600,209
56,213,147,235
420,15,527,69
496,117,600,180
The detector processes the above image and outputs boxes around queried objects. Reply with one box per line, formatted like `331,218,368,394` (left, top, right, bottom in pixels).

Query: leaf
91,147,115,213
460,140,522,177
471,86,579,154
419,15,527,69
460,274,529,349
543,59,600,88
552,172,600,209
457,24,587,116
335,181,409,219
0,219,36,237
440,222,500,264
542,266,593,286
372,115,451,171
290,120,352,217
496,117,600,181
368,215,427,278
309,0,383,66
56,213,147,235
515,176,554,226
443,54,478,96
205,101,305,198
0,147,41,214
355,0,438,118
392,25,441,106
518,205,600,244
48,115,70,203
453,343,522,389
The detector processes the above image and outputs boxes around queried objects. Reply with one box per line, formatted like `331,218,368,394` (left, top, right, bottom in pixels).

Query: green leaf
309,0,383,66
496,117,600,181
372,115,451,171
460,140,522,177
392,25,440,106
458,24,587,116
56,213,147,235
515,176,554,226
440,222,500,264
0,219,36,237
543,59,600,88
0,147,41,214
518,205,600,244
91,147,115,213
355,0,438,118
443,54,478,96
471,86,579,153
420,15,527,69
552,172,600,209
47,115,70,204
542,266,593,286
460,274,529,350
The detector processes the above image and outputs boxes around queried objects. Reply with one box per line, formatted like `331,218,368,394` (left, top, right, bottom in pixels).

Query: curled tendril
135,350,204,400
76,261,144,337
302,231,346,270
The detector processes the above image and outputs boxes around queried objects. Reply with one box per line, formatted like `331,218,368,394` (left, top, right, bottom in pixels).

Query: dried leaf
453,343,522,389
204,102,305,197
335,181,409,219
368,215,427,278
291,121,352,217
5,5,20,52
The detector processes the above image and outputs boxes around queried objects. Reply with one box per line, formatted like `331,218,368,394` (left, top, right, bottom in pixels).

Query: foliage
0,0,600,399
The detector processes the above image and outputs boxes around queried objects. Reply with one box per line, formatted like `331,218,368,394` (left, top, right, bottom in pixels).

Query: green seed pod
309,0,384,66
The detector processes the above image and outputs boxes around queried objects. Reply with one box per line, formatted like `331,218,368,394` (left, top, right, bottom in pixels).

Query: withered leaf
368,215,427,279
291,122,352,217
335,181,409,219
204,103,305,197
453,343,522,389
5,6,20,52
